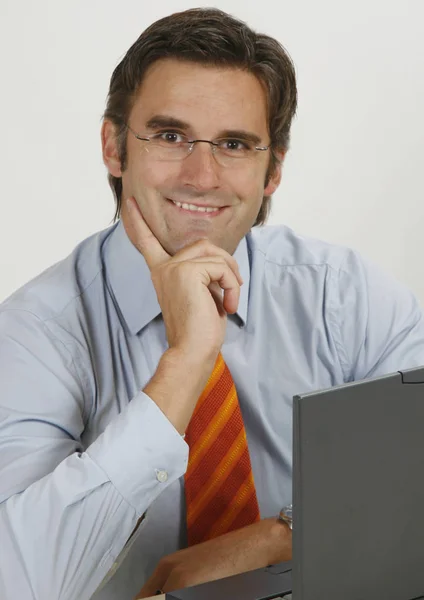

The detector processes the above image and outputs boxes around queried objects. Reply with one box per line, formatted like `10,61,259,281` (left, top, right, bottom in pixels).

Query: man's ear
101,120,122,178
263,150,286,196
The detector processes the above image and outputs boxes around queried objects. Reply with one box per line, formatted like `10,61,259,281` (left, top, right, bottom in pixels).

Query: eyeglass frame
124,123,271,164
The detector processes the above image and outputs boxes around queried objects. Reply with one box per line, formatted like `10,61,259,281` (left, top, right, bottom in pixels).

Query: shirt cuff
86,391,188,513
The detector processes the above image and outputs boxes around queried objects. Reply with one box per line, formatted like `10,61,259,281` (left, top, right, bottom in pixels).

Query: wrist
163,346,219,373
278,504,293,530
144,348,218,435
267,516,292,564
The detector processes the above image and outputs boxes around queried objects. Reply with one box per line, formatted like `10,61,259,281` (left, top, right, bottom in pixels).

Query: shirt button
156,469,168,483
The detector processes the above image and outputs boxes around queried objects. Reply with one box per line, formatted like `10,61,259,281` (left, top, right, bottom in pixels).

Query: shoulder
248,224,356,273
0,224,117,324
247,224,414,300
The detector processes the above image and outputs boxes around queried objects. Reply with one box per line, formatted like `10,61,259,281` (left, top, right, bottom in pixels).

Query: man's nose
178,141,221,192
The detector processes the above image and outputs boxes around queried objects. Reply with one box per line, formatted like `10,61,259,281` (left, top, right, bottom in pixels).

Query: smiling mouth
168,198,224,215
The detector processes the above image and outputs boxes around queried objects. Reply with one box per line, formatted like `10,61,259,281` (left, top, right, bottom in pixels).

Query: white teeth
172,200,220,213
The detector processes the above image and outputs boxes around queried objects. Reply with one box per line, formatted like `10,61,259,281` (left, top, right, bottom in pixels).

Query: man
0,7,423,600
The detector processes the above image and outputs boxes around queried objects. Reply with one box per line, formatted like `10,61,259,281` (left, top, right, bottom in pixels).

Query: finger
182,257,241,313
126,197,170,269
197,262,241,314
171,240,243,286
209,282,226,317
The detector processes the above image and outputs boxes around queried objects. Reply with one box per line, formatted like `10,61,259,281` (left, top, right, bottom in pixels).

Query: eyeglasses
125,124,270,168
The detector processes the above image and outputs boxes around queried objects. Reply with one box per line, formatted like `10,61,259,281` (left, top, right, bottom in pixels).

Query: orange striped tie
184,352,260,546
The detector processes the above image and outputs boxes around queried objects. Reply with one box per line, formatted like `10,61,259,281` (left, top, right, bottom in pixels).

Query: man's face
108,59,282,256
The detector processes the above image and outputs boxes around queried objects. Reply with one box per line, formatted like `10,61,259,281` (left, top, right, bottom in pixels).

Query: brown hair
103,7,297,225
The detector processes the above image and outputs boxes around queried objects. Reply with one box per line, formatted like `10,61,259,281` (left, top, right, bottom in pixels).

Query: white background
1,0,423,304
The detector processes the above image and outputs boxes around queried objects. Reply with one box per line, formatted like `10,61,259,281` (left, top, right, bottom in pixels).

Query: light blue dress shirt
1,220,424,600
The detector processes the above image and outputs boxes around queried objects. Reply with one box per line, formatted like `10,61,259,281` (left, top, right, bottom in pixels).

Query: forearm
0,392,188,600
263,517,293,564
144,347,218,435
0,454,135,600
136,516,292,597
217,517,292,572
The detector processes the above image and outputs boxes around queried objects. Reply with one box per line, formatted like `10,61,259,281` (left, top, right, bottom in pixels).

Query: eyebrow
145,114,264,145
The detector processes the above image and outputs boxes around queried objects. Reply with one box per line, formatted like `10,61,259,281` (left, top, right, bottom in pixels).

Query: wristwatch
278,503,293,530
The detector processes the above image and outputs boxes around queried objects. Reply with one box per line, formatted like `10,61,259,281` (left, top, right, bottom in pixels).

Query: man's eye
158,132,185,143
220,139,250,151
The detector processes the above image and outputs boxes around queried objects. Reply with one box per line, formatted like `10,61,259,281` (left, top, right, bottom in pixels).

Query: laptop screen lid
292,366,424,600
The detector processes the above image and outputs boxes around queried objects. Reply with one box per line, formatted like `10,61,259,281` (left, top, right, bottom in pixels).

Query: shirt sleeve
0,308,188,600
328,249,424,381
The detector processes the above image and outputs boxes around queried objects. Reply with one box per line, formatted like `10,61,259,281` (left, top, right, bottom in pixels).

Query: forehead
131,58,269,137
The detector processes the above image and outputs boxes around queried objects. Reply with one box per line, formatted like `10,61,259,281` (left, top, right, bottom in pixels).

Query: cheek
238,173,266,207
223,168,260,197
132,159,181,192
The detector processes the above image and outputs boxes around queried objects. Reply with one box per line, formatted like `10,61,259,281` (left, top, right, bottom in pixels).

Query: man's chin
168,235,239,257
167,234,212,255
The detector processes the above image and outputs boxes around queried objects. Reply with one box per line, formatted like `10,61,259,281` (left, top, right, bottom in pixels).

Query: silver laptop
168,366,424,600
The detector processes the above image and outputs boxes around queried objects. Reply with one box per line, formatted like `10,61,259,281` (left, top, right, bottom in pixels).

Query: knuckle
194,238,214,254
224,261,237,275
166,260,196,285
199,238,212,249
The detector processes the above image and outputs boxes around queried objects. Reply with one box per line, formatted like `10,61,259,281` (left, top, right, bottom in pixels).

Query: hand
126,197,243,361
134,518,292,598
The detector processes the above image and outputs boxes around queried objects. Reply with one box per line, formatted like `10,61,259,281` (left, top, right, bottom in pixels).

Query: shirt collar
103,220,250,335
